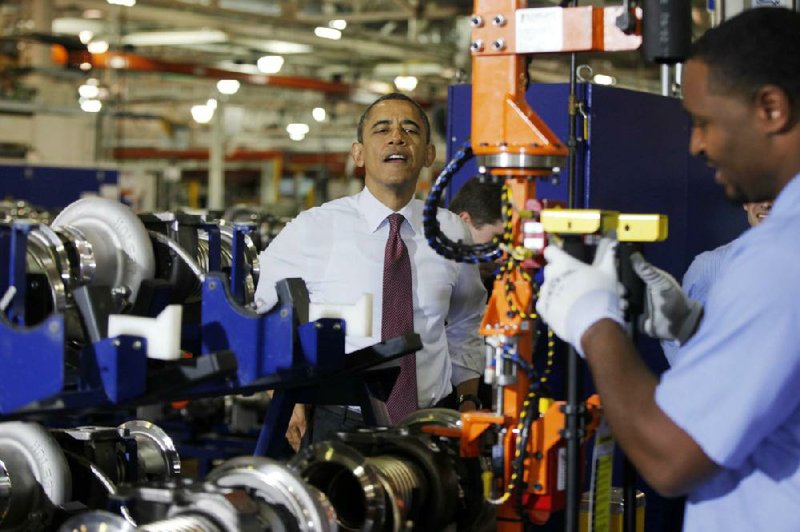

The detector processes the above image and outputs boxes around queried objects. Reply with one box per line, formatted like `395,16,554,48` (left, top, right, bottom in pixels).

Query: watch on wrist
457,393,482,410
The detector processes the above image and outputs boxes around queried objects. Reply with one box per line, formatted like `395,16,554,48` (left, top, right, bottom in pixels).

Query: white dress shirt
254,186,487,407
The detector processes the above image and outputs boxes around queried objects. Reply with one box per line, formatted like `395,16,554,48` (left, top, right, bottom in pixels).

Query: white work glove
535,237,624,356
630,253,703,344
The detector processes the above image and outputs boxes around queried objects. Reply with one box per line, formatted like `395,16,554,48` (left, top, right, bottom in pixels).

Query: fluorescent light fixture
329,19,347,30
107,0,136,6
191,104,215,124
206,98,218,110
261,40,311,54
257,55,284,74
87,40,109,54
108,55,127,69
78,83,100,99
312,107,326,122
122,29,227,46
79,99,102,113
314,27,342,40
593,74,616,86
394,75,418,91
289,132,306,141
79,62,92,71
78,30,94,44
217,79,240,95
286,123,310,136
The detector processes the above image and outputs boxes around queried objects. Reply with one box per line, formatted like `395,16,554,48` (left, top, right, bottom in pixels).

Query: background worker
659,200,772,364
448,177,505,283
254,93,487,449
536,9,800,531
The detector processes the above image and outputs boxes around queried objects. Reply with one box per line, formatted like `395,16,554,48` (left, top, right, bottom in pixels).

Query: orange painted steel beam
51,46,351,94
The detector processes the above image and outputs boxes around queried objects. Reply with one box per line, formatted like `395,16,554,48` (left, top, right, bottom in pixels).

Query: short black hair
689,8,800,112
356,92,432,144
448,177,503,228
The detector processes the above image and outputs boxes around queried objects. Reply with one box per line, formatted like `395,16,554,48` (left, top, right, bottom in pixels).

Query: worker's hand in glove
535,237,625,356
630,253,703,344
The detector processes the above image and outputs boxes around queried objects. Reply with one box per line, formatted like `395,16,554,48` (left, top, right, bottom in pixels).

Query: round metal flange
118,420,181,480
208,456,337,532
57,510,136,532
0,422,71,529
52,197,155,304
0,459,10,524
398,408,463,432
55,225,97,285
25,225,69,314
477,153,566,172
290,441,385,531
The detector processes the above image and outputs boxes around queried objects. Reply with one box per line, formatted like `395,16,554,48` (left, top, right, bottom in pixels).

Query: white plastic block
308,293,373,337
108,305,183,360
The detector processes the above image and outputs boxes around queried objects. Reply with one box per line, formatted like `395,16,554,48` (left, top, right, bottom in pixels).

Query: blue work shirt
660,239,737,365
655,173,800,531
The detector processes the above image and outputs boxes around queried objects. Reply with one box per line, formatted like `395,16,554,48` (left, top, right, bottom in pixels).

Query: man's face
743,201,772,227
683,60,774,203
351,99,435,196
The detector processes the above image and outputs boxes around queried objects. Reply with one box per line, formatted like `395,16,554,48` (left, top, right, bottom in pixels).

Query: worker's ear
351,142,365,168
424,144,436,167
458,211,472,225
755,85,791,134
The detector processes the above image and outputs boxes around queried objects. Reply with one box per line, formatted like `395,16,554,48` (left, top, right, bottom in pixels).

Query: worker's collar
357,186,421,235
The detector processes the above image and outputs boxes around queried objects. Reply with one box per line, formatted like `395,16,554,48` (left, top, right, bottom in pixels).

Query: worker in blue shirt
536,8,800,531
660,201,772,364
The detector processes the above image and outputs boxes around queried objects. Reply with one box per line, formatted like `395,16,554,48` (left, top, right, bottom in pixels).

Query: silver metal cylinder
140,514,221,532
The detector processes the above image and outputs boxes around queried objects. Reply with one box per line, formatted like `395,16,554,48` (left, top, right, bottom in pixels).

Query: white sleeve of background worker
437,214,488,386
654,174,800,531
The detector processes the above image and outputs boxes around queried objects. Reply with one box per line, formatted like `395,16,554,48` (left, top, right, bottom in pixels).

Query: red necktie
382,213,417,423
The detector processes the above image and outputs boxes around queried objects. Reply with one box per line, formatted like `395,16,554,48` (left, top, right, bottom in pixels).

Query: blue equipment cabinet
0,164,118,210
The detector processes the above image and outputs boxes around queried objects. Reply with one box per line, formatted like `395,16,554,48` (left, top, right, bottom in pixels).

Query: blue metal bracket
83,335,148,403
0,313,64,413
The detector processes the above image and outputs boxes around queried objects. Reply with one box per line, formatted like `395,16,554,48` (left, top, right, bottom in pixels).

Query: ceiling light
78,30,94,44
83,9,103,19
79,62,92,71
87,40,109,54
206,98,218,110
286,123,310,136
122,29,227,46
314,27,342,40
289,132,306,141
191,104,215,124
107,0,136,5
593,74,616,86
394,75,418,91
217,79,240,95
312,107,326,122
257,55,284,74
329,19,347,30
108,55,127,69
79,99,102,113
78,83,100,99
260,40,311,54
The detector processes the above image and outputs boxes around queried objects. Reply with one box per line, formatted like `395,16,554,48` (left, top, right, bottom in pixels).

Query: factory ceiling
0,0,711,159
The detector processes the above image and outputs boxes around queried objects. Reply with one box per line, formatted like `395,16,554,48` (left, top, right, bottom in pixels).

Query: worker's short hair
356,93,431,144
689,8,800,112
448,177,503,228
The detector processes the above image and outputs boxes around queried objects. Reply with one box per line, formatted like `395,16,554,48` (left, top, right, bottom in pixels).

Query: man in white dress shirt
254,93,487,448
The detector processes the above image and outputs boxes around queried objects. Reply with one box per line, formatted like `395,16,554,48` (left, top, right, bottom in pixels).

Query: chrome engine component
118,420,181,480
0,421,72,531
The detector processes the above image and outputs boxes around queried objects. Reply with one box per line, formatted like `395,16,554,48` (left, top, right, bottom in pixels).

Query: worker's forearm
581,319,717,496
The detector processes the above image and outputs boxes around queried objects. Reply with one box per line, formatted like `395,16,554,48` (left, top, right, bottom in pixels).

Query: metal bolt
315,322,322,329
132,340,142,350
470,15,484,27
492,14,507,26
492,39,506,51
533,483,543,491
113,339,121,347
280,308,288,318
470,39,484,52
208,280,217,290
48,321,61,335
333,323,341,331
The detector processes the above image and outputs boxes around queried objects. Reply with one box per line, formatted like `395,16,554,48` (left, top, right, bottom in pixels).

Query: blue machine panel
0,164,118,210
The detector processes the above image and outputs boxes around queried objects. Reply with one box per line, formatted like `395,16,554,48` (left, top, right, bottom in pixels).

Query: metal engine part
119,420,181,481
0,422,72,531
207,456,337,532
290,421,486,532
